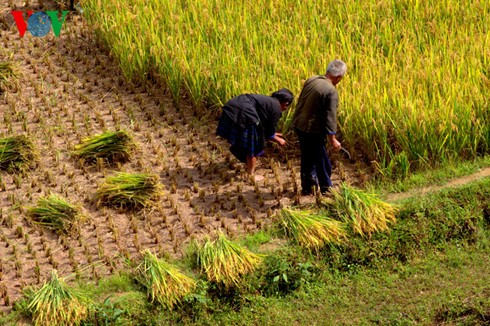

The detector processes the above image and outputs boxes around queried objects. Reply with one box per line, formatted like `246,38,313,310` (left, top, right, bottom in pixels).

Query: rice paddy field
0,0,489,324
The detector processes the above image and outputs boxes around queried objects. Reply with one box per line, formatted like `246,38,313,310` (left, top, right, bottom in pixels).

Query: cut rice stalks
0,135,37,171
135,249,196,309
187,232,263,288
72,130,135,164
27,194,83,234
95,172,162,210
25,270,90,326
278,208,347,251
0,60,16,92
327,183,397,236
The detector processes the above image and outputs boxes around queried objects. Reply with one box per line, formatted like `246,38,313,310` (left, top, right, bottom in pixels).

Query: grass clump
24,270,90,326
135,250,196,309
27,194,83,234
72,130,135,164
0,135,37,171
277,208,346,251
187,232,263,288
327,183,397,236
95,172,162,210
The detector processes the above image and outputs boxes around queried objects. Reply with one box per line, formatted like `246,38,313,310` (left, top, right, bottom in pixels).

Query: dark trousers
295,128,332,193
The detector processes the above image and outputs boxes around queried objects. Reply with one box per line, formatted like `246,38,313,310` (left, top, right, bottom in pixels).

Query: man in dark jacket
217,88,294,178
292,60,347,194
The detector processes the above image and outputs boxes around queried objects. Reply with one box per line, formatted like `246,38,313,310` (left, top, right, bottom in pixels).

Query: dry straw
188,231,263,287
135,249,196,309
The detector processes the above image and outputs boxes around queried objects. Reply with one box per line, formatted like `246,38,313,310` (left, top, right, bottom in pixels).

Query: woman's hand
272,133,287,146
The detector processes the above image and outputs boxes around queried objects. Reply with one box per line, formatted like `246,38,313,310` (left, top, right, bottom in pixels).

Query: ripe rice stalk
72,130,135,164
25,270,90,326
277,208,347,251
27,195,82,234
82,0,490,177
327,183,397,236
135,249,196,309
0,60,16,92
187,231,263,288
0,135,37,171
95,172,162,210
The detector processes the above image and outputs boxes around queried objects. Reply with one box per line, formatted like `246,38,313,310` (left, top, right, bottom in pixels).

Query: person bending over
216,88,294,179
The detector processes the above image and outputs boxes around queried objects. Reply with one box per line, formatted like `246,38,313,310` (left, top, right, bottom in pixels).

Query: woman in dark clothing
216,88,294,178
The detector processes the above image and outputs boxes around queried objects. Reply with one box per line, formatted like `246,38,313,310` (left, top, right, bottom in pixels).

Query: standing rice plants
82,0,490,177
327,183,397,237
277,208,347,251
27,194,83,234
95,172,162,210
72,130,135,164
24,270,90,326
0,135,37,171
135,250,196,309
187,232,263,288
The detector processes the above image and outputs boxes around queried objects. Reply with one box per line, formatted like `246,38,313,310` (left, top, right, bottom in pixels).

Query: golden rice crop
72,130,135,164
25,270,90,326
95,172,162,210
327,183,397,236
27,194,83,234
81,0,490,177
0,135,37,171
187,231,263,288
135,249,196,309
277,208,346,251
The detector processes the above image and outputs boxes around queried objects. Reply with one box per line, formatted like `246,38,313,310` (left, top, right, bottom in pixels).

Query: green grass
188,244,489,325
4,177,489,325
371,154,490,194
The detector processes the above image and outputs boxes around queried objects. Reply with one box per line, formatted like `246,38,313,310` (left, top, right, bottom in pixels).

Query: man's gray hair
326,59,347,77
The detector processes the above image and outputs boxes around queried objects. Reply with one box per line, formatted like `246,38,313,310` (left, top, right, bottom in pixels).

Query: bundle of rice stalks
27,195,82,234
0,61,16,91
277,208,346,251
135,250,196,309
25,270,90,326
0,135,37,171
188,232,263,288
95,172,162,210
72,130,135,164
328,183,397,236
